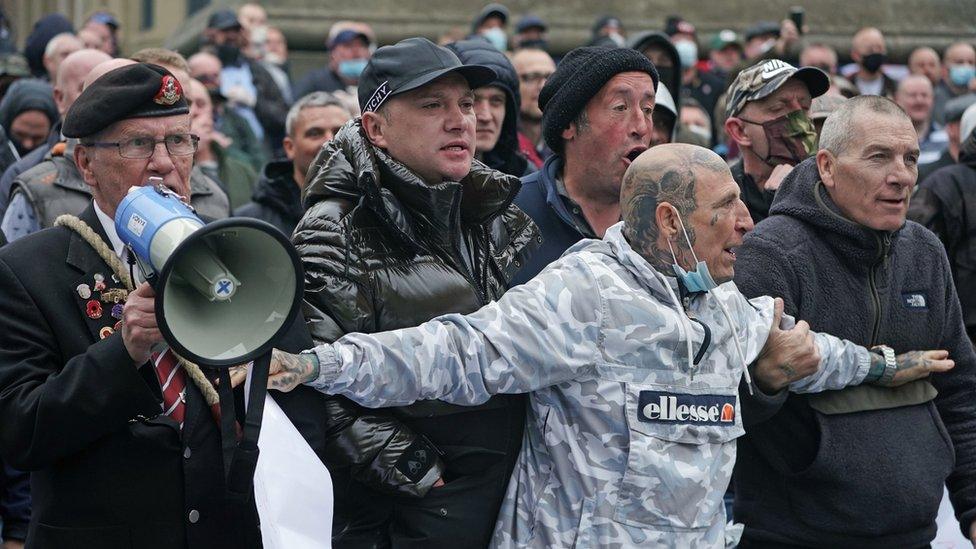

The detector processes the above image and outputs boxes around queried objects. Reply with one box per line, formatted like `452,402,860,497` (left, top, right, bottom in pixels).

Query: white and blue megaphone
115,179,303,368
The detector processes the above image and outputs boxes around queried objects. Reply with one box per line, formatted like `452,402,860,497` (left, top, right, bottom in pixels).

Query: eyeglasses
519,72,553,85
83,134,200,159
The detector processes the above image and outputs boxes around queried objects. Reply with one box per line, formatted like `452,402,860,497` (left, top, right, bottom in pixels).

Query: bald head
54,49,112,116
622,144,727,220
852,27,885,55
620,143,751,282
43,33,84,80
84,58,137,89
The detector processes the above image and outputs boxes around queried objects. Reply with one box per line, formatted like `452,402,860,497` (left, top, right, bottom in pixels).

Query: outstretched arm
269,257,604,407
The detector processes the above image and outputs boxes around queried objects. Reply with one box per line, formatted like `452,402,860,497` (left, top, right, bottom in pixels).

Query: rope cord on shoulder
54,214,220,406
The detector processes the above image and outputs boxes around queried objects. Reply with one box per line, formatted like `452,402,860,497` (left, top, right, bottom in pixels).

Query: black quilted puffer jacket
278,119,540,501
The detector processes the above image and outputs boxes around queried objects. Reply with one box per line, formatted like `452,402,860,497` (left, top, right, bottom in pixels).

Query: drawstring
659,273,697,378
717,298,754,395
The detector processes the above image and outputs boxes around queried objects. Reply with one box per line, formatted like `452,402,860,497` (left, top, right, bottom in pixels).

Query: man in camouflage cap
724,58,828,222
0,62,261,548
268,143,948,547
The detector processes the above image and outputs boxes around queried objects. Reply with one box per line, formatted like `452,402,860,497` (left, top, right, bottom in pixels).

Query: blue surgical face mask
674,40,698,70
667,208,718,293
481,27,508,52
949,64,976,87
338,58,368,80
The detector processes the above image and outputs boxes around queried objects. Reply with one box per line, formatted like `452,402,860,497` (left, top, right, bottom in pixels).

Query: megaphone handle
221,352,271,500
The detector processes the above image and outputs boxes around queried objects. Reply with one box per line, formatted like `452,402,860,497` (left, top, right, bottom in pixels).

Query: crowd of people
0,3,974,548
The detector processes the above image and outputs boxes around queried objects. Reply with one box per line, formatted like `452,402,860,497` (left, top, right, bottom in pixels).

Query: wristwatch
871,345,897,386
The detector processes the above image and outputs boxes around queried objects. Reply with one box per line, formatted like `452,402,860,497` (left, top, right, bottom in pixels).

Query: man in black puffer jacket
273,38,539,548
447,39,533,177
733,95,976,547
235,91,351,235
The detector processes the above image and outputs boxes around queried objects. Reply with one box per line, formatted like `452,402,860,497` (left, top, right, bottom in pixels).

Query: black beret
540,46,658,155
62,63,189,138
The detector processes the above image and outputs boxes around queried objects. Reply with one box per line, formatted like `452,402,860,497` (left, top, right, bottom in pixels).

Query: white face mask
674,40,698,69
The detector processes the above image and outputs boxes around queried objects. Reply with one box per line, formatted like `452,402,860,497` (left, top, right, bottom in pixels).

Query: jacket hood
303,118,523,249
627,31,681,113
0,79,58,134
959,128,976,167
767,156,899,264
24,14,73,78
251,159,303,220
446,39,528,176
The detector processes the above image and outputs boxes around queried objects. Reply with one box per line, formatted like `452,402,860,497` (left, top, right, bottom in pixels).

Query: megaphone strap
54,214,221,408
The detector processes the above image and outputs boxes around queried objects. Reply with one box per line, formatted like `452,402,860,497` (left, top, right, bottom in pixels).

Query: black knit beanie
540,46,658,155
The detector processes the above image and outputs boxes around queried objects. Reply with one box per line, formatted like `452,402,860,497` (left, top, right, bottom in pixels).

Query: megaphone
114,180,303,368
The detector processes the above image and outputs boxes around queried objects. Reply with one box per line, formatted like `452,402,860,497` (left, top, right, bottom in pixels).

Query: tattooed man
268,143,953,548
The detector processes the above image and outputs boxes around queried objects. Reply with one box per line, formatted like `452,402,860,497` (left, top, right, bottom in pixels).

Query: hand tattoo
268,351,319,392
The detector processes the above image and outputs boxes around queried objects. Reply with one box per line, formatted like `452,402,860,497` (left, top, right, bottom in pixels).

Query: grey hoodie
733,156,976,547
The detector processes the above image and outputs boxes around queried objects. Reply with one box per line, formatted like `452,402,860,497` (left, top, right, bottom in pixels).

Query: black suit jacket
0,205,263,549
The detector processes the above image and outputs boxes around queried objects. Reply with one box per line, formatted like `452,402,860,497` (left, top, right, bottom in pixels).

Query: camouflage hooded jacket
308,222,871,548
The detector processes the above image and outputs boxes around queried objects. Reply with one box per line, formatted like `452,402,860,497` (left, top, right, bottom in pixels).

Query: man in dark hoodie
0,79,58,174
235,91,351,235
733,95,976,547
447,39,531,176
909,101,976,344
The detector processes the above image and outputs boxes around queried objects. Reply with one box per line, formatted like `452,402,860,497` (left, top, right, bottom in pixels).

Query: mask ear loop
658,267,696,376
670,207,703,265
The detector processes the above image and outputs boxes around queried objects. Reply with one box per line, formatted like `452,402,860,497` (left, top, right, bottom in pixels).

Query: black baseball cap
358,37,496,113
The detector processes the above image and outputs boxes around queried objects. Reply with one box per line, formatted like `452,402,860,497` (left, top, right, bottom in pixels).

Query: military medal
76,284,92,299
101,288,129,303
99,326,114,339
86,300,103,319
93,273,106,292
111,303,124,319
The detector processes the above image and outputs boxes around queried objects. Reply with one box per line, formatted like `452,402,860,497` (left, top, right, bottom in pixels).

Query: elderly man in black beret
0,63,261,549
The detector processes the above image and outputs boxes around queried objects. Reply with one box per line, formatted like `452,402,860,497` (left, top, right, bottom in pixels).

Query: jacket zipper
446,190,488,305
868,232,891,346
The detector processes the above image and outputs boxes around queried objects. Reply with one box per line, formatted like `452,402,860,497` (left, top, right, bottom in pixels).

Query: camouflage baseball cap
725,59,829,119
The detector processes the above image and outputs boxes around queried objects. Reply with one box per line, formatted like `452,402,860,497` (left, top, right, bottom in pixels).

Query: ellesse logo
637,391,736,425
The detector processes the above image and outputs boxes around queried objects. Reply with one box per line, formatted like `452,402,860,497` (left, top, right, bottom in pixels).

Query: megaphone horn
114,181,303,368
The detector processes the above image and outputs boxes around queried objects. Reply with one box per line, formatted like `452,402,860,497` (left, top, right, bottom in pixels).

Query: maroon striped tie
152,349,187,427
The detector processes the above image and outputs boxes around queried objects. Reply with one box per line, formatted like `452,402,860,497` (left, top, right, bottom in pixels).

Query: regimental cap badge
154,75,182,106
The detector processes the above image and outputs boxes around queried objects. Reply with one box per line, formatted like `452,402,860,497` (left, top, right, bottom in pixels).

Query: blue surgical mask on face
338,58,368,80
667,208,718,292
949,64,976,87
674,40,698,70
481,27,508,51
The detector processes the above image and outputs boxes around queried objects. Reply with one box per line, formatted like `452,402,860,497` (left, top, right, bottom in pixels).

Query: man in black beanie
511,45,658,284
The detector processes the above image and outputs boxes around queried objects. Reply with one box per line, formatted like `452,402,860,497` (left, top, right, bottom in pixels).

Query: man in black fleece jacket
235,91,351,235
733,95,976,547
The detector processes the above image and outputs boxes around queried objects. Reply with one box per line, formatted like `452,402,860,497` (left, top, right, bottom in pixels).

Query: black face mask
861,52,886,73
215,43,242,67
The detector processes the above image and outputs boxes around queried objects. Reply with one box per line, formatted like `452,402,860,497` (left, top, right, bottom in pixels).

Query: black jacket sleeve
0,458,29,541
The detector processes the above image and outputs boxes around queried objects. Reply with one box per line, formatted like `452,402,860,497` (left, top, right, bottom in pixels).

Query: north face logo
638,391,737,425
902,292,927,309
